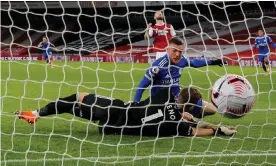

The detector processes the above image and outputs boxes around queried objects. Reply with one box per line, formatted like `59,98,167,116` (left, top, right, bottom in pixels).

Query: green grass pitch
1,61,276,166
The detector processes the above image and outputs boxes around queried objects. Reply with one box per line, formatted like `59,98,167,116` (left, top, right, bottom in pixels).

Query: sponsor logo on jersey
156,29,169,36
161,77,180,84
258,43,268,47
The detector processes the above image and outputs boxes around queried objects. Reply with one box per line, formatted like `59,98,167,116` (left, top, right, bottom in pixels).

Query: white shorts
155,52,166,60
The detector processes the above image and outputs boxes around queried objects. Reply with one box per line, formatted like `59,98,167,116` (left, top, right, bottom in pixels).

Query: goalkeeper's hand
210,59,227,67
182,112,200,127
213,126,237,136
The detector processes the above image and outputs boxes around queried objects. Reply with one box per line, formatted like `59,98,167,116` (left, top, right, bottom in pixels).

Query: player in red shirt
144,11,176,61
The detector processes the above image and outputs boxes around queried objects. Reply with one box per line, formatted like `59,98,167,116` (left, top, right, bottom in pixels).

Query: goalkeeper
134,37,226,111
16,87,236,137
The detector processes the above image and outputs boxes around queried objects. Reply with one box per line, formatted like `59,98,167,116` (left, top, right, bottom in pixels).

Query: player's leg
42,53,49,64
16,92,126,124
16,93,80,124
263,56,270,73
47,51,54,68
259,55,267,72
78,93,110,121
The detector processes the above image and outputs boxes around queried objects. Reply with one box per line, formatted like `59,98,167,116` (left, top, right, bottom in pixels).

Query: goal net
1,1,276,165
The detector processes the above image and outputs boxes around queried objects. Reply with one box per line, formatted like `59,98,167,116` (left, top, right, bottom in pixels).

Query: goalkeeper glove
210,59,227,67
212,126,237,136
182,112,200,127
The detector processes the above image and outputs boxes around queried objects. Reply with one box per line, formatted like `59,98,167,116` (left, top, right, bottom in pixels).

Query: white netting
1,1,276,165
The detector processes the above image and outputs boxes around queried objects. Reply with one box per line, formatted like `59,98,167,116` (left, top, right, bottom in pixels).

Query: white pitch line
65,81,275,85
1,80,275,85
1,153,276,163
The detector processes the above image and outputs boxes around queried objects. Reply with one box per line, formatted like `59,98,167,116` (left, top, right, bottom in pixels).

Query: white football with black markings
211,74,255,118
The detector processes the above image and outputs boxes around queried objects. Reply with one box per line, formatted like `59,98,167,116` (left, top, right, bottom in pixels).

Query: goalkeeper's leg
15,93,102,124
15,93,79,124
15,93,120,124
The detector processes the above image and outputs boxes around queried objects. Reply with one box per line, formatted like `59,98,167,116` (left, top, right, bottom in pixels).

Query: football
211,74,255,118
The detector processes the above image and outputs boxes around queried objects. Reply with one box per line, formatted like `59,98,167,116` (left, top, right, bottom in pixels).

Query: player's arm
175,118,236,136
187,57,226,68
192,125,236,136
37,42,42,48
182,100,216,119
170,24,176,37
180,113,236,136
134,66,159,102
144,23,153,40
50,42,55,48
267,35,276,49
252,38,258,49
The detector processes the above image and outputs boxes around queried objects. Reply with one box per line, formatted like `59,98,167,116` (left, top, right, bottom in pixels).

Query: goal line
2,152,276,163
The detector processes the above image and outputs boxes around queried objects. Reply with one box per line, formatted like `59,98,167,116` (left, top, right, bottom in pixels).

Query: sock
262,61,267,72
32,110,40,117
38,94,77,116
46,59,49,64
265,62,270,71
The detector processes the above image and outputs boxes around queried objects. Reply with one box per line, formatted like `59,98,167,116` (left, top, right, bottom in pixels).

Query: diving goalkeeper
16,87,236,137
134,37,226,110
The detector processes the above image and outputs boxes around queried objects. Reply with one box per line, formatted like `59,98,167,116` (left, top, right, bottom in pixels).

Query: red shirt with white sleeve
149,23,176,52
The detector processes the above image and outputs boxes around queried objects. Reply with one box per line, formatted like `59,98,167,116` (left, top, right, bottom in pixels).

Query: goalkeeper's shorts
80,94,126,122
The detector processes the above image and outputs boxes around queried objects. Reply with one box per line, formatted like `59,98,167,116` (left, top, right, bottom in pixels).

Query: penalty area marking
2,153,276,163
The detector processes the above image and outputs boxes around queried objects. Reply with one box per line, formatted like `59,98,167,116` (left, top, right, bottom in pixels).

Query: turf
1,61,276,166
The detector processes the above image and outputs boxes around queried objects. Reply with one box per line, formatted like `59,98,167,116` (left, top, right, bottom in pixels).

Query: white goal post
1,1,276,165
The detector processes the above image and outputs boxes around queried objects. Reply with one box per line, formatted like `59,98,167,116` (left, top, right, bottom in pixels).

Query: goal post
1,1,276,165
